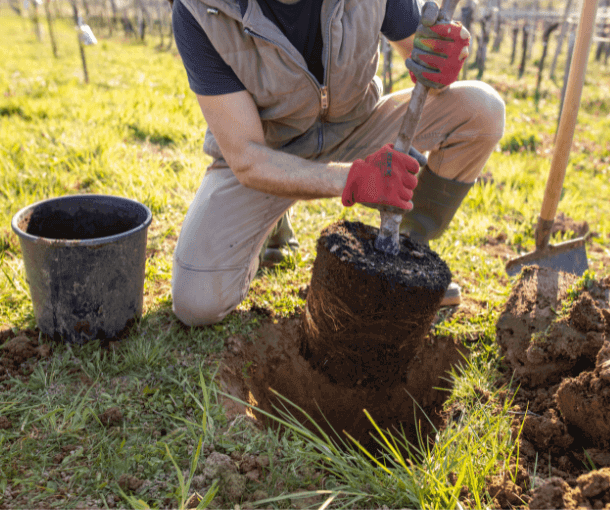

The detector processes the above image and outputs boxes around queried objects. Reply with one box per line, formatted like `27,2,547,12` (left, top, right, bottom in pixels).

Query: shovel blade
506,238,588,277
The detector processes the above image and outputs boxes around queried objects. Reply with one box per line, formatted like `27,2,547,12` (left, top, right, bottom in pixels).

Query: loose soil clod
98,407,123,427
496,266,610,499
556,341,610,449
0,330,52,382
529,468,610,509
497,267,609,387
117,474,144,493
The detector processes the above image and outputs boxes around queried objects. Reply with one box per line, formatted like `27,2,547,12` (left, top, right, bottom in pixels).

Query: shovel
505,0,598,277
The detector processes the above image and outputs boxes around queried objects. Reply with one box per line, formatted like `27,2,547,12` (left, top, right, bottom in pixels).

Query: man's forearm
389,34,415,62
235,142,351,200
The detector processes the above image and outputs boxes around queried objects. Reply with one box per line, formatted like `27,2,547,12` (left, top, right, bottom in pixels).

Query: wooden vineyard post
31,0,44,42
510,22,520,64
121,12,135,38
475,12,492,79
492,0,504,52
79,36,89,84
518,23,530,78
72,3,97,84
557,24,577,137
44,0,58,58
460,0,476,79
108,0,118,36
535,22,560,106
166,17,173,50
156,1,164,48
527,0,540,60
381,36,393,95
595,0,610,60
550,0,575,79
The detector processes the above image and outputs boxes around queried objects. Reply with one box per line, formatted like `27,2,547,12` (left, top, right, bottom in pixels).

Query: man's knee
461,81,506,144
172,294,230,327
171,264,246,327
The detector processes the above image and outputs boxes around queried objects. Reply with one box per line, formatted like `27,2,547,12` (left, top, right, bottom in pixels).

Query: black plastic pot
11,194,152,344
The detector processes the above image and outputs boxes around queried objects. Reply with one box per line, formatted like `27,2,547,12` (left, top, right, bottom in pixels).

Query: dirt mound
220,316,466,453
551,212,590,238
496,266,610,502
497,267,609,388
556,341,610,449
486,462,532,509
530,468,610,509
0,329,52,382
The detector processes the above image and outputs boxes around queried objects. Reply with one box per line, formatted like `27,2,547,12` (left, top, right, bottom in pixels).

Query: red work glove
341,144,419,210
406,21,471,89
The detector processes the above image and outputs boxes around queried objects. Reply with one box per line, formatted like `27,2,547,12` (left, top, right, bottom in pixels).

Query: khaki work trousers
172,81,506,326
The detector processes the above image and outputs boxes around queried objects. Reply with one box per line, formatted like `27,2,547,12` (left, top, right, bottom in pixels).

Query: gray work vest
180,0,386,161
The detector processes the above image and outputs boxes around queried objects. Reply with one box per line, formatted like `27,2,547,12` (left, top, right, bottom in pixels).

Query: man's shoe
441,282,461,306
261,247,291,268
259,210,299,269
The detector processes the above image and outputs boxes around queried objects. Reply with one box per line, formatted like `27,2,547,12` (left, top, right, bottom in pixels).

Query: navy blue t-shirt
173,0,421,96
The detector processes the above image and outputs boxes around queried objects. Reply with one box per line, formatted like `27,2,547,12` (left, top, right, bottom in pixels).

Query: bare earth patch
220,315,467,454
495,266,610,505
0,329,52,382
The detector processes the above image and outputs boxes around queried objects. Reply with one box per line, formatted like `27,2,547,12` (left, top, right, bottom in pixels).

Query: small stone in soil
98,407,123,427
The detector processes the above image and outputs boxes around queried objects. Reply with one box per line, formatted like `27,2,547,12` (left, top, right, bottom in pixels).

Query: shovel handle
536,0,599,250
376,0,462,255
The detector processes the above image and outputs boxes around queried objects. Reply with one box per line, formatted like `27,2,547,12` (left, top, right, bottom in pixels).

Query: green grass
1,5,610,508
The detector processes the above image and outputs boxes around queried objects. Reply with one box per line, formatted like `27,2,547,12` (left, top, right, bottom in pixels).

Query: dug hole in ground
221,220,466,455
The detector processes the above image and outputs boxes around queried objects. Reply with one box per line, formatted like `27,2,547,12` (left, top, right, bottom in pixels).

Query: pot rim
11,194,153,247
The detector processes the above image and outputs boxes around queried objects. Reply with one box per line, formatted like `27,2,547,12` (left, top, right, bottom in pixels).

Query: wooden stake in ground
43,0,58,58
474,11,492,78
594,0,610,60
510,22,520,64
549,0,575,80
535,22,560,105
492,0,503,51
527,0,540,60
156,1,164,48
557,24,577,134
381,36,393,94
72,4,97,84
107,0,118,36
518,23,530,78
31,0,44,42
165,17,173,50
460,0,476,80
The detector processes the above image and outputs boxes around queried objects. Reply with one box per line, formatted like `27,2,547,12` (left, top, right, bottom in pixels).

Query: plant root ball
300,220,452,389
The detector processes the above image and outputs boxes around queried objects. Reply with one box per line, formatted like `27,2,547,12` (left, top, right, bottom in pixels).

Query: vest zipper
320,86,329,111
317,1,341,153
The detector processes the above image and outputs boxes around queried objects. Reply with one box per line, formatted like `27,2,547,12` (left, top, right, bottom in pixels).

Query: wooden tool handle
376,0,462,255
535,0,599,250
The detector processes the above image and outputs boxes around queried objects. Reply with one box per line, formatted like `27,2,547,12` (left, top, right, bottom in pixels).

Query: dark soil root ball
299,220,452,389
